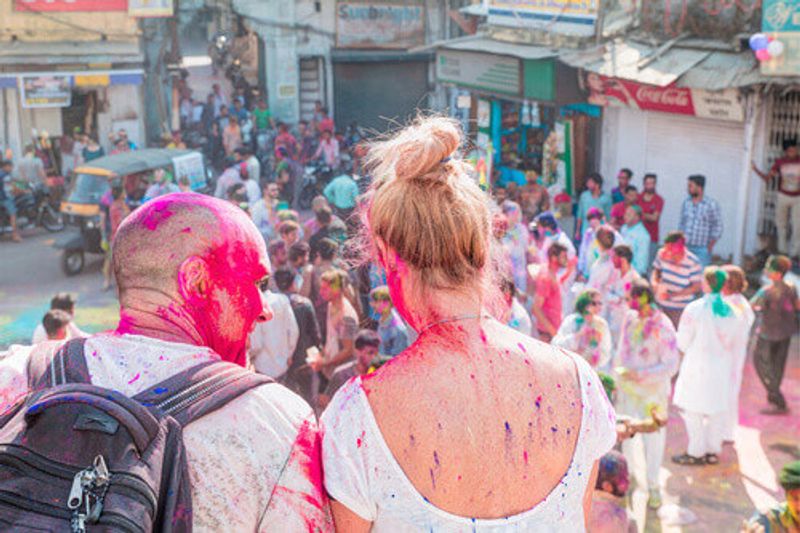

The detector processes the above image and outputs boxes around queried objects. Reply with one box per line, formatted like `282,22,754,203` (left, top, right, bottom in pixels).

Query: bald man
0,193,332,531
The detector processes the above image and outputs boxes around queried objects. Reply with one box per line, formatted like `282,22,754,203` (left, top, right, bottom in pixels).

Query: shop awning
559,40,709,87
0,40,143,66
560,38,800,89
413,33,557,61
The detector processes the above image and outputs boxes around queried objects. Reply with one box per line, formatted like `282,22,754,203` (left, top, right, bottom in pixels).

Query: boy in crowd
41,309,72,341
318,330,380,409
31,293,86,344
369,285,412,357
750,255,800,414
589,450,637,533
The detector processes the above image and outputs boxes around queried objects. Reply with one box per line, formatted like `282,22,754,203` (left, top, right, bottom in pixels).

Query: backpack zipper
0,489,144,533
0,446,157,516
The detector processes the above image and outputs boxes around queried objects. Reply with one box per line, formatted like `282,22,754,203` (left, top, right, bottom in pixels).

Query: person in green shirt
252,98,273,131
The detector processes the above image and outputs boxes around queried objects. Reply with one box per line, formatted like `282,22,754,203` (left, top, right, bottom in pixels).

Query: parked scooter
0,183,64,235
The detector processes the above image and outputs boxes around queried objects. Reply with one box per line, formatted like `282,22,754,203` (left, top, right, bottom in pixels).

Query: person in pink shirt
531,242,569,341
313,130,340,168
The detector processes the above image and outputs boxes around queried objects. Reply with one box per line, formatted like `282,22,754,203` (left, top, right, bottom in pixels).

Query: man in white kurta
614,283,679,508
673,270,751,464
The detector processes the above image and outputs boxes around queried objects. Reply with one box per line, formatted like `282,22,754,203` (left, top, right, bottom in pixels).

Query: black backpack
0,338,272,532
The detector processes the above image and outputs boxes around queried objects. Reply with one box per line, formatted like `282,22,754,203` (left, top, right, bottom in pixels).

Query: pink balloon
756,48,771,61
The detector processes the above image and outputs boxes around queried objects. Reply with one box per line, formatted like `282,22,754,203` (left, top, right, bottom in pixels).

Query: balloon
756,48,771,61
749,33,769,51
767,40,785,57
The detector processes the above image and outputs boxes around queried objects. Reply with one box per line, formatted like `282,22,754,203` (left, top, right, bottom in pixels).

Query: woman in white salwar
614,281,679,509
553,288,613,371
672,266,752,466
720,265,755,442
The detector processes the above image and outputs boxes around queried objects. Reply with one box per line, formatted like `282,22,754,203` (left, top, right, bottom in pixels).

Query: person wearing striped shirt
650,231,703,327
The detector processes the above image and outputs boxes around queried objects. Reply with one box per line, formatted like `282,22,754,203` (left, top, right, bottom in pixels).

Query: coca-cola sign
635,86,691,108
585,73,743,122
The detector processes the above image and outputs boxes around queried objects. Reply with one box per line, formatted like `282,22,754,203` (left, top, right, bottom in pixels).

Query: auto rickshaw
57,148,209,276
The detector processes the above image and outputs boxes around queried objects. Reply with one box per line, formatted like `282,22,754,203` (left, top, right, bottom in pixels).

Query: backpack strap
26,337,91,390
134,361,274,427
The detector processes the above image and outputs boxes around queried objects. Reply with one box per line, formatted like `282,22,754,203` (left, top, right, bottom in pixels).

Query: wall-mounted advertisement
18,75,72,109
336,2,425,49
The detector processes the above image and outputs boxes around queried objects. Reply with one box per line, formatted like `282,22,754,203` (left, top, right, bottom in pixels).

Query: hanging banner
172,153,206,191
14,0,126,12
128,0,173,18
18,75,72,109
488,0,598,36
585,73,744,122
336,2,425,49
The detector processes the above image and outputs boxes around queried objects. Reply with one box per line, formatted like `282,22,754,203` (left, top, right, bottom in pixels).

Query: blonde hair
360,116,495,295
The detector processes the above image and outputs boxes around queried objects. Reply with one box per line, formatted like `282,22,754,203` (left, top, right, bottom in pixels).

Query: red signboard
15,0,127,12
586,73,695,116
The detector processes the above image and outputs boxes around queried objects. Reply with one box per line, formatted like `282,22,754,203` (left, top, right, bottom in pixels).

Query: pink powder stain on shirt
356,429,366,448
181,226,192,234
270,419,330,529
517,342,527,353
523,450,529,465
127,373,141,385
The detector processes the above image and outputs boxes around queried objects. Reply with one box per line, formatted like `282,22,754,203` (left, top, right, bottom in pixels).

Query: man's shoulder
189,381,312,442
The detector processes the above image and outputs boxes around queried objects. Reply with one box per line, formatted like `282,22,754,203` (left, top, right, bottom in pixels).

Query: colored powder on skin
127,373,140,385
480,330,487,344
141,200,175,231
429,468,436,490
433,451,440,467
517,342,527,353
535,395,542,409
181,226,192,234
551,426,558,433
523,450,529,465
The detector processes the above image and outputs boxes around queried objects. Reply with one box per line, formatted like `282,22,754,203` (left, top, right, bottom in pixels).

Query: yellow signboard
74,74,110,87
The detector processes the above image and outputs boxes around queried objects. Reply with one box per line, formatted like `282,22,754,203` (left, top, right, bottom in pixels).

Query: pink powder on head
140,199,175,231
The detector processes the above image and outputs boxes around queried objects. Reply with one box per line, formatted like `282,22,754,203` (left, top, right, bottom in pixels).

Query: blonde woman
320,117,616,531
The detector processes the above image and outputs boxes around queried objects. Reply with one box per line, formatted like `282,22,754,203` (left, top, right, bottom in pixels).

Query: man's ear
178,256,210,302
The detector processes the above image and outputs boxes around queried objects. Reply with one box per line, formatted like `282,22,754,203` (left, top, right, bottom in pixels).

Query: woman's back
320,320,616,531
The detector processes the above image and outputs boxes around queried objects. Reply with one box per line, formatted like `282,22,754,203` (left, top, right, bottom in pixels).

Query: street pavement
0,227,798,532
0,227,119,348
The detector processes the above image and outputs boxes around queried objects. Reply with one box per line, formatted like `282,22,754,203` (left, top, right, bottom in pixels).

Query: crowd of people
0,113,798,532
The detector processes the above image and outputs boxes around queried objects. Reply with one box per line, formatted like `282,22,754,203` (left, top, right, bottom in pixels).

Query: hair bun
369,116,462,183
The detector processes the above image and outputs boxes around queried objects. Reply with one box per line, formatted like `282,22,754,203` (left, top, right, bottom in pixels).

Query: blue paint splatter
154,387,168,394
551,426,558,433
433,451,440,466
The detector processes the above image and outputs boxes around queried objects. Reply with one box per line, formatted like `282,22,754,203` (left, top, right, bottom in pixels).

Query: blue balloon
749,33,769,51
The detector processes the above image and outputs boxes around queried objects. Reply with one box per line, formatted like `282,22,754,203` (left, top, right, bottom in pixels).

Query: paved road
0,227,119,348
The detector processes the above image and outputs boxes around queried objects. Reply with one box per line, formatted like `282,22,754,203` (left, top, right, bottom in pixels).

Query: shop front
0,69,145,176
435,38,596,201
588,73,750,260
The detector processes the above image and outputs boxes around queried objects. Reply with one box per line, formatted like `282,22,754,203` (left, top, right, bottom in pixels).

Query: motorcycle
0,183,64,235
297,162,334,211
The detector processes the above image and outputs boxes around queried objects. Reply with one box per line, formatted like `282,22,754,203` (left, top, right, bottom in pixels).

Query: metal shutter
643,112,745,260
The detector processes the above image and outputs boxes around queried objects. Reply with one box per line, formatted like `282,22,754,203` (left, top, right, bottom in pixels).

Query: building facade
0,0,146,161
